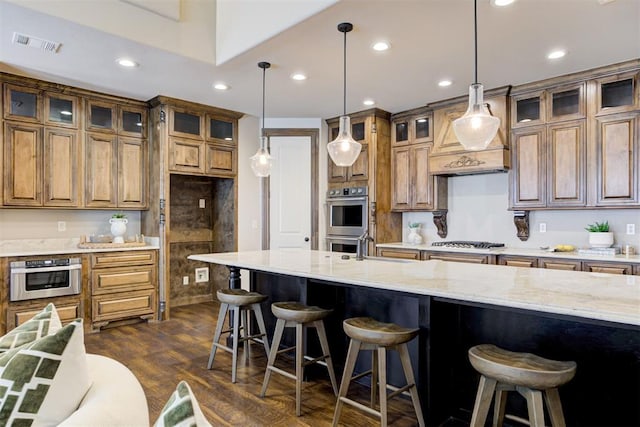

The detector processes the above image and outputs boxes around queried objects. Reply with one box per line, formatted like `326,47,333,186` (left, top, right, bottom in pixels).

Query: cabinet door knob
304,237,310,242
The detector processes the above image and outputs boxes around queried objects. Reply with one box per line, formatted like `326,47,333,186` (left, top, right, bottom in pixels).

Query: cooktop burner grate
431,241,505,249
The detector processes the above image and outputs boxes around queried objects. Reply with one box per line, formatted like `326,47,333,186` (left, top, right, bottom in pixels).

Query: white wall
402,173,640,250
237,115,262,251
0,209,141,240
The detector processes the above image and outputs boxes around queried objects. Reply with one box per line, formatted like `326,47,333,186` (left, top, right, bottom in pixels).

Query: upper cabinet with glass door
594,71,639,115
3,84,42,123
120,105,147,137
512,83,585,127
169,106,203,139
86,99,117,133
45,92,79,128
206,115,236,145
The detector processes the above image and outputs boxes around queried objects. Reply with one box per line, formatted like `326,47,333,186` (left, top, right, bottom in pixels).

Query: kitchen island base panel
252,271,639,427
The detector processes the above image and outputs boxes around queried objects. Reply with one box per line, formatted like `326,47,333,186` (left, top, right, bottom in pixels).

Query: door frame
261,128,319,250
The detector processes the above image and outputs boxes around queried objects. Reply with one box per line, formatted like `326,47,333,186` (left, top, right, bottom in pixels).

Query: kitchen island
189,249,640,426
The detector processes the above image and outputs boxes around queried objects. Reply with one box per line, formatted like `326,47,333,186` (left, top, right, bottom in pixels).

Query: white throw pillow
0,319,91,426
0,303,62,353
154,380,212,427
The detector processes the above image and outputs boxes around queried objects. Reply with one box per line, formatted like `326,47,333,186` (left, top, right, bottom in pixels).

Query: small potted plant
585,221,613,248
408,222,423,245
110,213,128,244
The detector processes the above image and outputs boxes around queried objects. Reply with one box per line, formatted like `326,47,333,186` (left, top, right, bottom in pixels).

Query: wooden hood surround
429,86,511,176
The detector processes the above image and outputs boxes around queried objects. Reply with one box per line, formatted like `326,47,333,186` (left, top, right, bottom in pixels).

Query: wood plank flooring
84,301,423,426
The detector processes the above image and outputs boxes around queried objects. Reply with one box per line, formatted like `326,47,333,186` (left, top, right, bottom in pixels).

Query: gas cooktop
431,241,505,249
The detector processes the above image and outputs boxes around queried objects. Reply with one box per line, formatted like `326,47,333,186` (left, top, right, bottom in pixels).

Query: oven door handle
10,264,82,274
327,196,368,203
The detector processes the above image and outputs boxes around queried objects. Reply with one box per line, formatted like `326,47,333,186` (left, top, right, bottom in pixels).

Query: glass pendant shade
453,83,500,150
327,115,362,167
250,136,272,177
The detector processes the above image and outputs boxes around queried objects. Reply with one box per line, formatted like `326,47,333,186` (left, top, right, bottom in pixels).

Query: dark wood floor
84,301,424,426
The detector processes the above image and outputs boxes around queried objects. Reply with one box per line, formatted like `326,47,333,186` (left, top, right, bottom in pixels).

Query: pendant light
453,0,500,151
250,61,273,177
327,22,362,167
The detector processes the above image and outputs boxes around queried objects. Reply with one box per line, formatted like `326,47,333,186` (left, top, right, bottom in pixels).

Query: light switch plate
199,199,206,209
57,221,66,232
182,276,189,285
539,223,546,233
627,224,636,235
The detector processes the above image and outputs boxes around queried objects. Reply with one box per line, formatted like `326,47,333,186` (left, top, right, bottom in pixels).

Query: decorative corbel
432,210,448,238
513,211,530,241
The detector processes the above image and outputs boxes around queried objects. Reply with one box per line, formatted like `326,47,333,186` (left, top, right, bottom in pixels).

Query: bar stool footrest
338,396,382,419
267,365,297,381
301,354,329,367
387,383,414,400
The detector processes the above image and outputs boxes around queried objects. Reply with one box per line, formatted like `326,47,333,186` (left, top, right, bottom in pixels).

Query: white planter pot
110,218,128,244
408,227,423,245
588,232,613,248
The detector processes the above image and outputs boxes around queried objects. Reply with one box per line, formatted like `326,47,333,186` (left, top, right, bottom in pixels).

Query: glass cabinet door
547,83,585,122
595,71,639,114
45,93,78,128
413,114,433,143
207,116,235,143
351,120,366,142
392,120,409,145
511,91,545,128
120,106,147,137
86,100,116,132
170,107,203,138
3,84,41,122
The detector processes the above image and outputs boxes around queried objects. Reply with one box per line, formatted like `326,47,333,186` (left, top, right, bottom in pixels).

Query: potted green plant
585,221,613,248
110,213,128,244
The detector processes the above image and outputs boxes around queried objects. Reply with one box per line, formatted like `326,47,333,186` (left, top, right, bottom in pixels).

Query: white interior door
269,136,311,249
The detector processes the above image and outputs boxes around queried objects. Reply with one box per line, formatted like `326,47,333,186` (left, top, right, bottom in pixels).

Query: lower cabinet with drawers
89,250,157,332
6,296,82,332
377,247,639,275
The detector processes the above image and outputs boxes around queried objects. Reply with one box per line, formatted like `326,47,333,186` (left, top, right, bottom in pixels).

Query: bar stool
468,344,577,427
207,288,270,383
332,317,425,427
260,301,339,416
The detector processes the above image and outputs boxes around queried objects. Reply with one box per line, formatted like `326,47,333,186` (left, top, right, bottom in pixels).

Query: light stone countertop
376,242,640,264
0,237,160,257
189,249,640,327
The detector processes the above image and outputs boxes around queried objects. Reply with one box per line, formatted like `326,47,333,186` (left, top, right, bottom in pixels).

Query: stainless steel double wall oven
325,186,368,254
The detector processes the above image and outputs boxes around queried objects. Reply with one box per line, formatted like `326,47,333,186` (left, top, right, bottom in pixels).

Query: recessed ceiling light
492,0,516,6
116,58,138,68
547,49,566,60
213,83,230,91
363,99,375,106
438,79,452,87
291,73,307,81
372,41,390,52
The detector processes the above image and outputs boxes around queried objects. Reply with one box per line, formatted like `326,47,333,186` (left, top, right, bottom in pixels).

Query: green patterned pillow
0,303,62,354
154,380,212,427
0,319,91,426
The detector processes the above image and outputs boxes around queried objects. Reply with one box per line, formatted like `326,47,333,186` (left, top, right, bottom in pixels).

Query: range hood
429,86,511,176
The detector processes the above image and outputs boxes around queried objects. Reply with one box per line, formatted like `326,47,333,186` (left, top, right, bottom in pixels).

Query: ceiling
1,0,639,120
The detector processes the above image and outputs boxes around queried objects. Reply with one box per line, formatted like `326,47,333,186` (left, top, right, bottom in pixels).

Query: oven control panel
327,186,368,198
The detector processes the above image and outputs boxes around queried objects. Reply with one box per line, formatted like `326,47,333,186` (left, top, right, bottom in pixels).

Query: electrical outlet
627,224,636,235
199,198,206,209
57,221,66,232
195,267,209,283
539,223,546,233
182,276,189,285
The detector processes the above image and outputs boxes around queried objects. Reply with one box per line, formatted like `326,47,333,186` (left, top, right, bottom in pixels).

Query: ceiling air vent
12,32,61,53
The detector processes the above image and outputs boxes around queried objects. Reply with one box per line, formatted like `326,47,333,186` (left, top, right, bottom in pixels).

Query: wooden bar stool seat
468,344,577,427
260,301,339,416
333,317,425,427
207,289,270,383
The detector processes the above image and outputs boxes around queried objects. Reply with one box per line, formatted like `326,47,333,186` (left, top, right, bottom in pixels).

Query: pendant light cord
343,28,347,116
473,0,478,85
261,66,266,143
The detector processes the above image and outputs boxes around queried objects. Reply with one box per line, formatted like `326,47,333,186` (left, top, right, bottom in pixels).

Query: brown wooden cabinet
422,251,496,264
538,257,582,271
6,298,82,331
511,61,639,210
3,122,80,207
376,247,421,260
582,261,634,275
89,250,157,331
390,108,447,212
497,255,538,268
85,132,118,207
118,137,147,207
